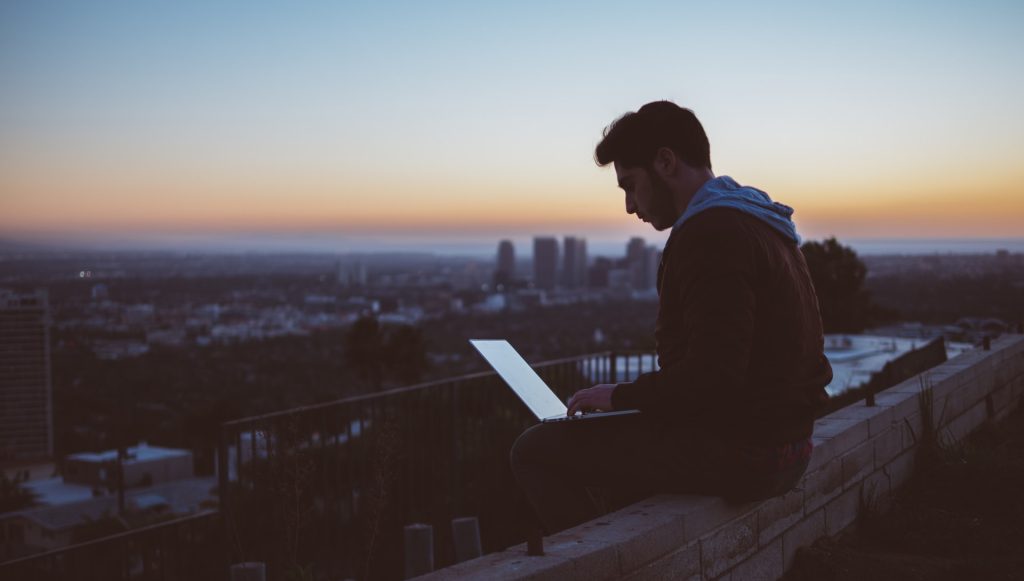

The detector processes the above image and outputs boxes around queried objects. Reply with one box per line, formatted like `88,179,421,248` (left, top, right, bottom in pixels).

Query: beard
646,169,680,231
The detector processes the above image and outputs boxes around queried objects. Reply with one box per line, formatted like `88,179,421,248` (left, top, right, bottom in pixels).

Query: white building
63,443,194,489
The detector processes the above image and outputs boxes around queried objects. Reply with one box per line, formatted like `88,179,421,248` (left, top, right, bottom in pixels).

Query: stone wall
420,334,1024,580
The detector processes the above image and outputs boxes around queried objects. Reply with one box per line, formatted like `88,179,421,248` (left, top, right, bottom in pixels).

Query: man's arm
610,213,758,419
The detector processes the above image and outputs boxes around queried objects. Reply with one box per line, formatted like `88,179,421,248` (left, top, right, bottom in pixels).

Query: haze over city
2,0,1023,254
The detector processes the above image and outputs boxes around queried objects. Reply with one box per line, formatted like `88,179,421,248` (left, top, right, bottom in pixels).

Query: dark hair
594,101,711,170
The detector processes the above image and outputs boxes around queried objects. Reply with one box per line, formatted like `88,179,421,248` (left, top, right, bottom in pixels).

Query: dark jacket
611,207,833,446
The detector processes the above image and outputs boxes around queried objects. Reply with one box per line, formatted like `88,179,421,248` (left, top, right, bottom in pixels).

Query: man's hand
566,384,616,417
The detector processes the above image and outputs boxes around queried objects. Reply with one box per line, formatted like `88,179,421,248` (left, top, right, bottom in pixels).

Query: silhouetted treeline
798,239,1024,331
50,299,657,464
865,271,1024,325
799,237,902,333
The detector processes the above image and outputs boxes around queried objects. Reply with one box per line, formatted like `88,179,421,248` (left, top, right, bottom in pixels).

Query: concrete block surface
720,538,783,581
812,417,868,460
565,506,686,574
782,509,825,572
623,542,700,581
802,457,844,514
417,544,574,581
678,497,758,542
756,488,804,547
824,485,862,537
873,425,904,469
883,449,916,490
532,532,619,581
828,404,895,437
861,470,892,515
1013,373,1024,400
952,373,995,414
699,512,758,580
900,411,923,450
872,389,920,423
945,400,989,442
840,439,875,487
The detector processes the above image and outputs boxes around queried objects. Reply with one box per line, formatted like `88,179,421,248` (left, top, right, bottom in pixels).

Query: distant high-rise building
588,257,613,288
495,240,515,287
626,237,651,290
0,289,53,461
338,261,368,287
562,236,588,289
533,237,559,290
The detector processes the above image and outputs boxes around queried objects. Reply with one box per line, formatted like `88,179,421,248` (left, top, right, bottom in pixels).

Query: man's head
594,101,714,230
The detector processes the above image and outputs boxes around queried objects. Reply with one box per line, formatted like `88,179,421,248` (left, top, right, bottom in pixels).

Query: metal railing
218,351,657,580
0,351,657,581
0,511,225,581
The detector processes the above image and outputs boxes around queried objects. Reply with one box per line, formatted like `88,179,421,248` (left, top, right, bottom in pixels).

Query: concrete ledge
419,334,1024,580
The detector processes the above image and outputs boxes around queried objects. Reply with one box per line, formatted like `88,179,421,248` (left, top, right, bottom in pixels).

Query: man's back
613,206,833,445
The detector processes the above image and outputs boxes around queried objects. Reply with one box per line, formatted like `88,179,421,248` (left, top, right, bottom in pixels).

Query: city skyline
4,231,1024,258
2,1,1023,246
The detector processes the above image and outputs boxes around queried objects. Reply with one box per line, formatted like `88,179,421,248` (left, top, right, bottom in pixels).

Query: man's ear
653,147,677,177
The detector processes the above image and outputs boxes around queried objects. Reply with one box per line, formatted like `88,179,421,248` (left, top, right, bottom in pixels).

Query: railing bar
223,353,618,429
231,429,241,490
403,392,413,524
439,382,447,522
0,512,220,567
84,350,641,579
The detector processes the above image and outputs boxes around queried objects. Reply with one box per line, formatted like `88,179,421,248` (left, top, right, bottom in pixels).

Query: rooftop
824,334,972,396
65,442,190,464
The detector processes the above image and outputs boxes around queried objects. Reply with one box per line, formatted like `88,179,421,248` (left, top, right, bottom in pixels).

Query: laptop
469,339,640,423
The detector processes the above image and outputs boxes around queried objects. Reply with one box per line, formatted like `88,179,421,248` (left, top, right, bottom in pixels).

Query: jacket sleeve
611,215,757,419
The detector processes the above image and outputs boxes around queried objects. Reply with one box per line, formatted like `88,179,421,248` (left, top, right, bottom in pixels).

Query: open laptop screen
470,339,568,420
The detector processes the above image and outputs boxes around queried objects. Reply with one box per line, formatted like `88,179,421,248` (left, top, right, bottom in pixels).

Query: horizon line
3,234,1024,258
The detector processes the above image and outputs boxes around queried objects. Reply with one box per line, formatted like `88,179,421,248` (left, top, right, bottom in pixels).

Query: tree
801,237,872,333
384,324,428,385
0,471,37,512
345,316,384,389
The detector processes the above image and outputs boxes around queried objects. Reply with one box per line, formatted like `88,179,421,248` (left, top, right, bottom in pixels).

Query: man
510,101,833,534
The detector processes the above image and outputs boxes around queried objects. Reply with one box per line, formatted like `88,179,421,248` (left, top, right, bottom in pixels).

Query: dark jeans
509,414,809,534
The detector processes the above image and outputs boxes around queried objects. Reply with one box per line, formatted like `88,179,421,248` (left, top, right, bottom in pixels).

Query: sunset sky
1,1,1022,253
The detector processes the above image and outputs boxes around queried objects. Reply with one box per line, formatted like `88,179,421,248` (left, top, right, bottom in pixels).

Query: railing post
218,423,232,566
404,523,434,578
526,528,544,556
609,351,618,384
451,517,482,563
230,562,266,581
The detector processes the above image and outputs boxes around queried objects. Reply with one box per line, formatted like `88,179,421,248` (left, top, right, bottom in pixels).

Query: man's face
614,162,678,231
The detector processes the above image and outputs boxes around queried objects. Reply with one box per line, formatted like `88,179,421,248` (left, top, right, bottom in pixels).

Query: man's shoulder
669,207,760,253
675,207,794,250
681,206,759,234
660,210,761,277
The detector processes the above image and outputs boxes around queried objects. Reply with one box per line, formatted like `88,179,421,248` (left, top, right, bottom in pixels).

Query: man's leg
509,415,719,534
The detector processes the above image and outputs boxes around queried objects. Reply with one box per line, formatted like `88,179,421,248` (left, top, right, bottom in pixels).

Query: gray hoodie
672,176,801,244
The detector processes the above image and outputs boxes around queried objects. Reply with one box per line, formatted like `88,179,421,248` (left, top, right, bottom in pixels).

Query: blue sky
1,0,1022,252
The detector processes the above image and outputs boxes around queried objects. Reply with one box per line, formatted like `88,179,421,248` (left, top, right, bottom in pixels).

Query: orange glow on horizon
2,161,1021,240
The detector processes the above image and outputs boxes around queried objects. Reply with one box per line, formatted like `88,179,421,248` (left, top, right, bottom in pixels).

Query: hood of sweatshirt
672,176,801,244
